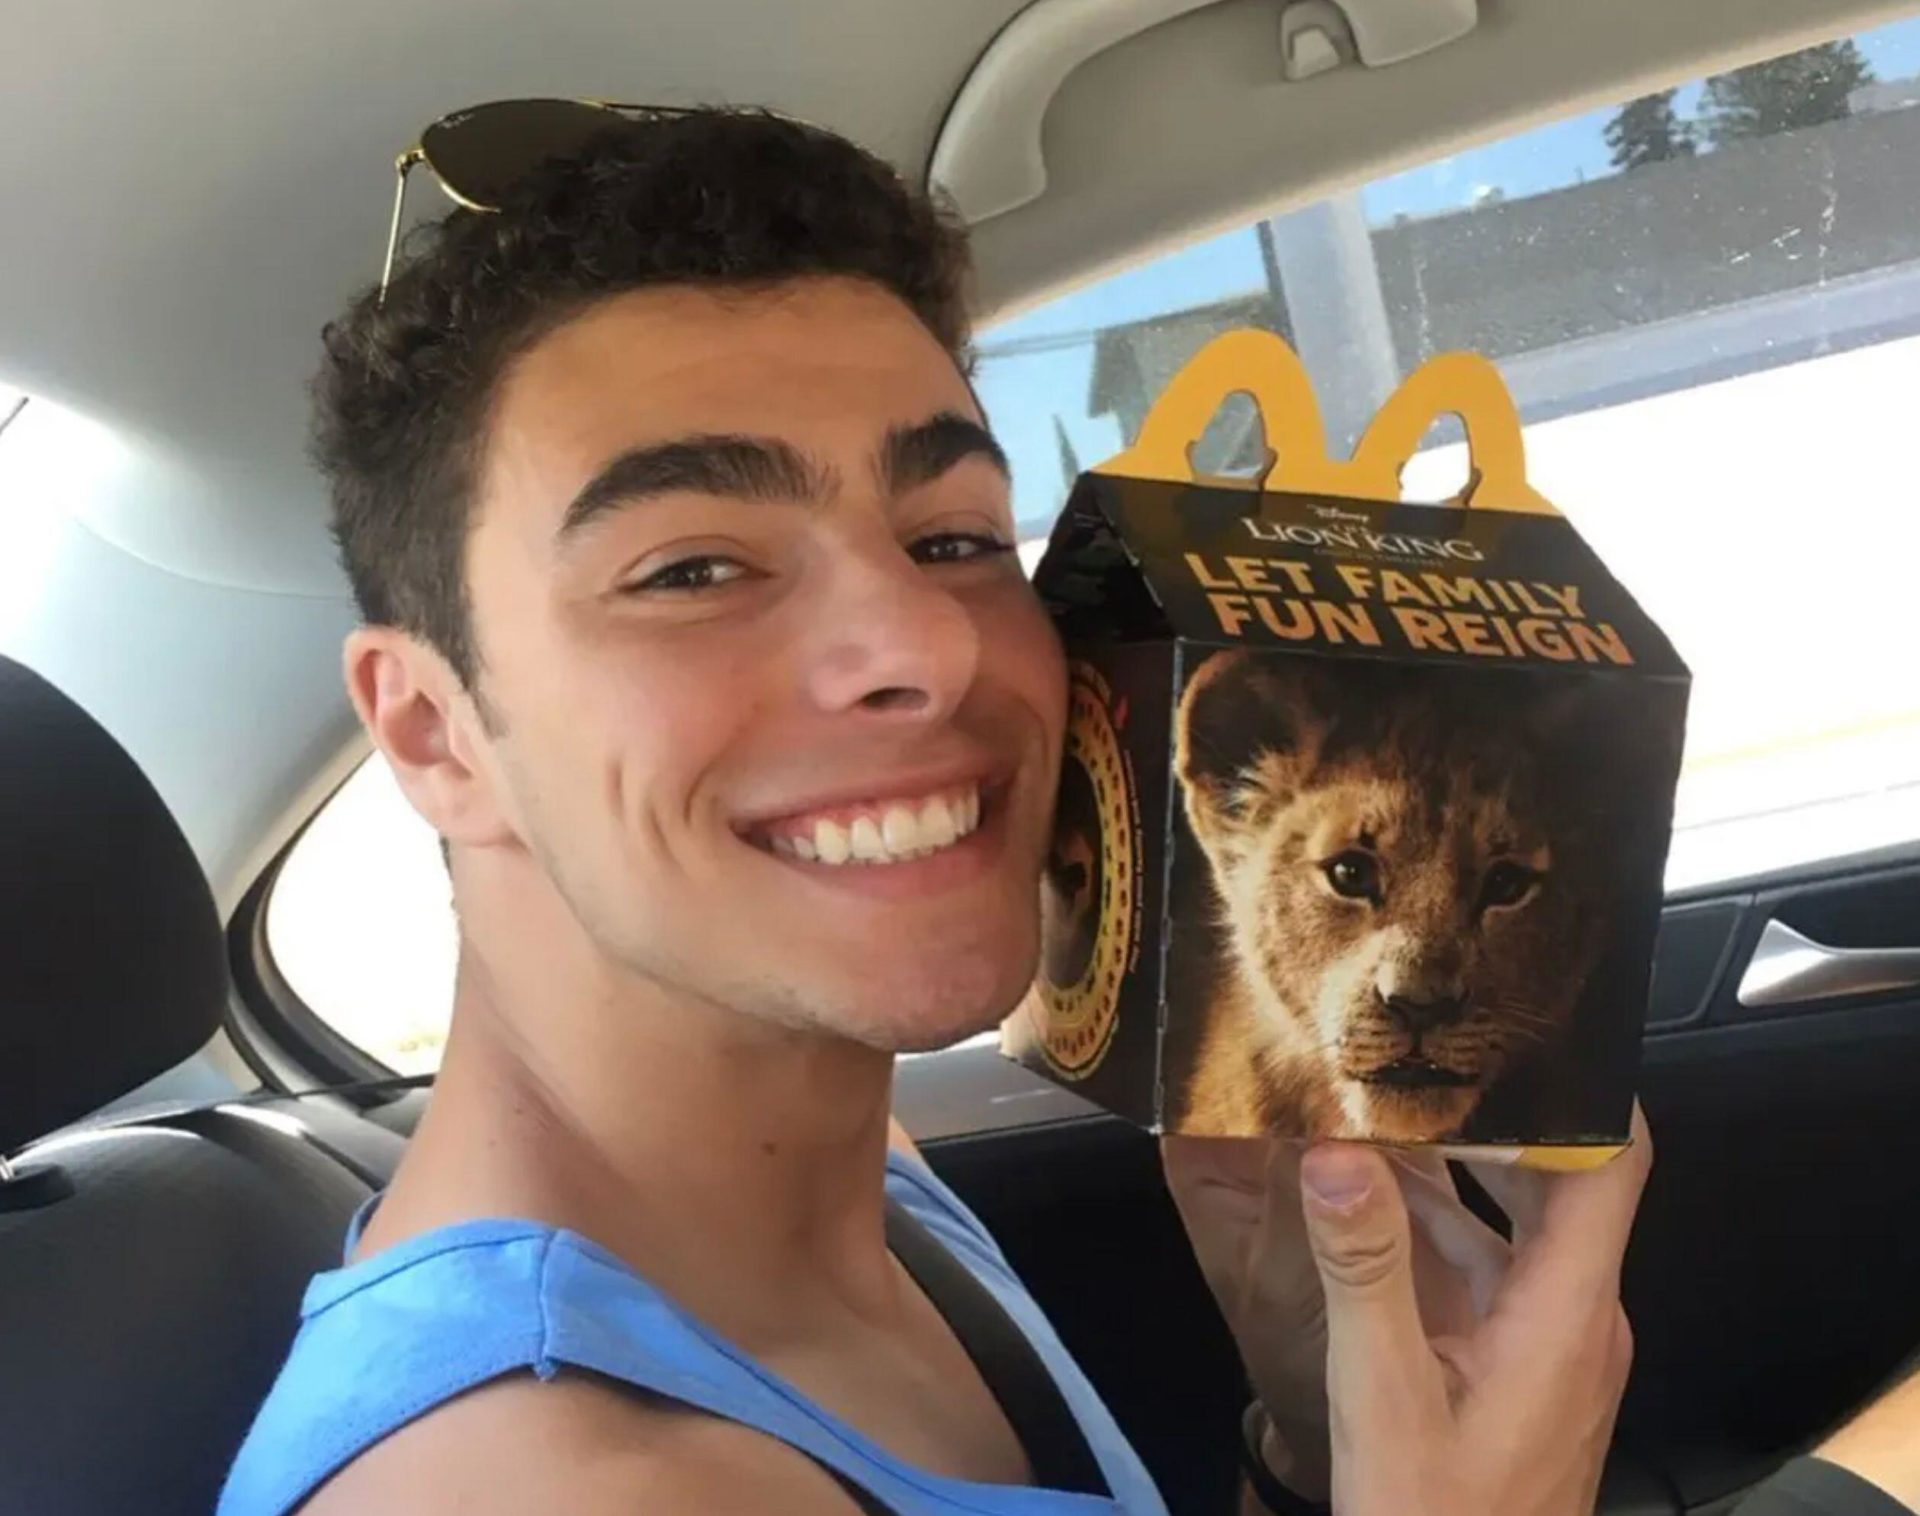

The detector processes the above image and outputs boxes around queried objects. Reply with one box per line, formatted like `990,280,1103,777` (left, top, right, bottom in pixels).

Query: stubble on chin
723,938,1038,1056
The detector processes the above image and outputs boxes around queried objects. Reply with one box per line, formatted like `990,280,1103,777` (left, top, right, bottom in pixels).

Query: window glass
974,17,1920,891
269,21,1920,1070
0,392,98,648
266,759,456,1074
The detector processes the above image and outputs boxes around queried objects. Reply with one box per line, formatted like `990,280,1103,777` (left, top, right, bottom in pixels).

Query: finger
1239,1145,1336,1421
1164,1139,1323,1341
1166,1139,1334,1432
1299,1144,1440,1428
1381,1146,1451,1185
1161,1134,1278,1208
1243,1141,1317,1318
1390,1154,1511,1319
1161,1136,1278,1308
1463,1102,1654,1247
1161,1135,1283,1249
1501,1104,1654,1316
1461,1156,1549,1245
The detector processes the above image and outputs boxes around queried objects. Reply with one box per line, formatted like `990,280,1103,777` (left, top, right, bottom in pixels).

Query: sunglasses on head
379,98,697,304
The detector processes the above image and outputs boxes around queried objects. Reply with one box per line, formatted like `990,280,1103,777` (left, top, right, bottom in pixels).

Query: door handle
1735,919,1920,1010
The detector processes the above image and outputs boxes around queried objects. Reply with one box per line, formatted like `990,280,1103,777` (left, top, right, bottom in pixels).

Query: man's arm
1730,1367,1920,1516
297,1372,868,1515
1731,1458,1914,1516
1812,1363,1920,1510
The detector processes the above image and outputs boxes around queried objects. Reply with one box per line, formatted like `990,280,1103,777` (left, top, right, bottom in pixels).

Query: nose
1382,991,1467,1035
800,541,983,725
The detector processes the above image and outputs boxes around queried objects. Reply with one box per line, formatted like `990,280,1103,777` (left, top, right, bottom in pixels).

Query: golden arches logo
1033,662,1136,1079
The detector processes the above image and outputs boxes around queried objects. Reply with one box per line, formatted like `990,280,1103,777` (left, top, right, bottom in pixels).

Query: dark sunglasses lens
421,99,627,208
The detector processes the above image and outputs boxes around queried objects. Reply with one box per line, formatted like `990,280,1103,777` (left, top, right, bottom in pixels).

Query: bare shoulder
297,1369,867,1515
887,1115,924,1163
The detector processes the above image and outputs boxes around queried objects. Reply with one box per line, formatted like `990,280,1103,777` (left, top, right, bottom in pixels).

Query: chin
841,977,1028,1055
816,943,1036,1055
858,1009,1003,1056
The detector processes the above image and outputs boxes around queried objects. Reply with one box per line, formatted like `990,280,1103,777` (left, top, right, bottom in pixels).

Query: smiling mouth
738,781,992,867
1355,1057,1480,1090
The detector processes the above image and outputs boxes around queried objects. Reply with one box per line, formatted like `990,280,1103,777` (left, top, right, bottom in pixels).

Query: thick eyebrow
556,435,831,541
880,412,1010,495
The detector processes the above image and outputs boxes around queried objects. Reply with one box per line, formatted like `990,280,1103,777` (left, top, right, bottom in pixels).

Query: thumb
1300,1144,1434,1426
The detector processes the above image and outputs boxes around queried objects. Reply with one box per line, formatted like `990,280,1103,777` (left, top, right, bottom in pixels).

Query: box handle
1097,333,1559,518
1097,329,1355,495
1349,351,1559,517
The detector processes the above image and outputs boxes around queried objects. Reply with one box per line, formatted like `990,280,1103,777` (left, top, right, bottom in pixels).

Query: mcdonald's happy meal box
1004,332,1689,1167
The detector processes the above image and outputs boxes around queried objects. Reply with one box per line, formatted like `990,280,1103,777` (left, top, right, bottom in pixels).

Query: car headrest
0,657,227,1153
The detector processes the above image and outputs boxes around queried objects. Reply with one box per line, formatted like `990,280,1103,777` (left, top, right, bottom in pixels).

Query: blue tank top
219,1150,1168,1515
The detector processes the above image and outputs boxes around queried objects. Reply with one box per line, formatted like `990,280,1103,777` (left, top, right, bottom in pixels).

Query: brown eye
910,531,1013,565
1480,860,1540,910
1323,850,1381,902
627,554,752,593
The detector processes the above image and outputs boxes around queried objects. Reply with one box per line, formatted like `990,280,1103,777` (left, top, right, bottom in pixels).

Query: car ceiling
2,0,1911,606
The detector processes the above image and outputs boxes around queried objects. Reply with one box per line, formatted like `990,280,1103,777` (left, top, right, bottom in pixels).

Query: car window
266,758,456,1075
267,20,1920,1073
0,392,94,649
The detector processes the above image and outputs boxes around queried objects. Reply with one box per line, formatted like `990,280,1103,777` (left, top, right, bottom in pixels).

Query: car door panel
1623,856,1920,1508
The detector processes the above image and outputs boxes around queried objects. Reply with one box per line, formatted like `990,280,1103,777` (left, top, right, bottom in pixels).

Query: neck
368,908,903,1340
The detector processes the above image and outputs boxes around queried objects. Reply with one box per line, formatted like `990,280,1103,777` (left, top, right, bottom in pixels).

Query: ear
1174,650,1326,856
343,626,517,851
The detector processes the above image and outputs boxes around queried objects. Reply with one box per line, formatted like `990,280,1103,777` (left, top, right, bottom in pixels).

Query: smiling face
384,277,1066,1052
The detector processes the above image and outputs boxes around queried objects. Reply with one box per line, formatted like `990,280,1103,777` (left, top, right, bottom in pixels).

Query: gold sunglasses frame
378,99,693,303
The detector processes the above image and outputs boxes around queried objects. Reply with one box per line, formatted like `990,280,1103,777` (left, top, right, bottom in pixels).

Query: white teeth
919,796,957,849
773,785,983,868
814,818,850,864
881,805,920,854
849,815,886,861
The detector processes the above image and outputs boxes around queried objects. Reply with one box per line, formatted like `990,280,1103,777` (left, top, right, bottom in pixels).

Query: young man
219,108,1913,1515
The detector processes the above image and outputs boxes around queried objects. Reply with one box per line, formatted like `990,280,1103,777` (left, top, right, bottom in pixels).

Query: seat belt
885,1198,1109,1499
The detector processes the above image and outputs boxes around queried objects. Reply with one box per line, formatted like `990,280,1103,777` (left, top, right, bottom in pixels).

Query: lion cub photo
1170,650,1623,1143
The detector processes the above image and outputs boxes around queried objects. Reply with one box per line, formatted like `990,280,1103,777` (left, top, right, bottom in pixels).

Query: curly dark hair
312,107,974,687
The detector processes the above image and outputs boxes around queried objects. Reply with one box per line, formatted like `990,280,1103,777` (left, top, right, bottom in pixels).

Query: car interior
5,1,1920,1513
